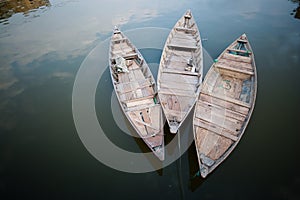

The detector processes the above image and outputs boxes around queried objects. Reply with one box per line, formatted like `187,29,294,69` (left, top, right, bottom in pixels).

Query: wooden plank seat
194,118,239,141
199,93,250,116
227,48,252,55
217,58,253,70
111,53,138,61
197,99,247,122
112,47,135,55
215,62,254,75
195,104,244,134
173,33,195,41
159,88,196,97
117,84,154,94
126,101,158,111
160,81,197,91
116,78,152,88
201,90,251,108
163,68,200,76
167,43,198,50
237,39,248,43
122,94,155,108
164,56,192,67
160,73,199,84
111,38,127,43
175,27,196,33
123,53,138,59
222,53,252,63
171,36,196,44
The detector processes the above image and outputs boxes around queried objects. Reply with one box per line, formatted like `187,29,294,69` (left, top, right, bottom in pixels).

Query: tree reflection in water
289,0,300,19
0,0,50,20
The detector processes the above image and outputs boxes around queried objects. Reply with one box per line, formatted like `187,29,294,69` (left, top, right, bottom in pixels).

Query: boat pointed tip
113,26,120,34
200,164,209,178
185,9,192,15
241,33,247,39
169,126,179,134
158,154,165,161
154,146,165,161
155,153,164,161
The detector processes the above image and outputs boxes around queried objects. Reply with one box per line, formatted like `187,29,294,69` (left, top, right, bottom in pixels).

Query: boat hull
109,28,165,160
193,34,257,177
157,10,203,134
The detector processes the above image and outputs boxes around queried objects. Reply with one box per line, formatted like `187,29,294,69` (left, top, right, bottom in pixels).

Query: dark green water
1,0,300,199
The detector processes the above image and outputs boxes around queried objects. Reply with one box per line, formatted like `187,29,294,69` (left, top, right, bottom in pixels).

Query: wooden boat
193,34,257,178
109,27,164,160
157,10,203,133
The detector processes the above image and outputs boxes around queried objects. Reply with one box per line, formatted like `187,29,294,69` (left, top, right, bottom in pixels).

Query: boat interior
194,36,256,176
110,32,157,110
110,29,164,160
158,11,202,133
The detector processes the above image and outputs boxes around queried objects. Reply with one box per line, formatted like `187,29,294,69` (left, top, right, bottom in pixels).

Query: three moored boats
108,10,257,177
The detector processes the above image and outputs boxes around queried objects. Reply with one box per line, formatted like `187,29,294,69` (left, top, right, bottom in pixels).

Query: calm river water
0,0,300,199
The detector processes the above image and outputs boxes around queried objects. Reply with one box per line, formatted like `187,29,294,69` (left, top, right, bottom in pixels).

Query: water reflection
0,0,185,133
0,0,50,20
0,0,299,199
289,0,300,19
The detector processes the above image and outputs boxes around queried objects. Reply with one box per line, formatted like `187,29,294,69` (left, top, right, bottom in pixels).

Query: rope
177,129,185,200
191,170,201,180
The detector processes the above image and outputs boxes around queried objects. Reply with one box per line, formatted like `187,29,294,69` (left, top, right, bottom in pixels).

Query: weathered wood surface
109,27,164,160
157,10,203,133
193,34,257,178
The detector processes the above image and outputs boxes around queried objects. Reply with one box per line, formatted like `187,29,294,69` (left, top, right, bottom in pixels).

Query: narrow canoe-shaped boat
193,34,257,177
157,10,203,133
109,27,164,160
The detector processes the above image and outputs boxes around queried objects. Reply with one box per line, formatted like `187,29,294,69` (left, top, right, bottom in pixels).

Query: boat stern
153,145,164,161
169,121,180,134
169,125,179,134
200,164,209,178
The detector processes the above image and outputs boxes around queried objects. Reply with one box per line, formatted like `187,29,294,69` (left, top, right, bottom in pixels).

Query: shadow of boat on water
188,142,206,192
131,128,164,176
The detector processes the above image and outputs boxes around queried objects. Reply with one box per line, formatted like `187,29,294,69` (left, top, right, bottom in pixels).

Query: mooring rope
177,129,185,200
